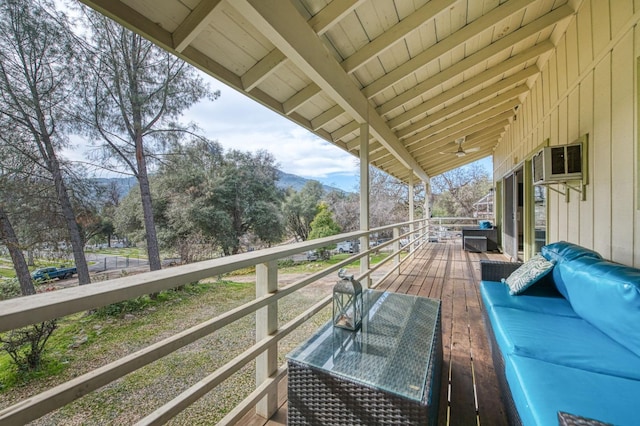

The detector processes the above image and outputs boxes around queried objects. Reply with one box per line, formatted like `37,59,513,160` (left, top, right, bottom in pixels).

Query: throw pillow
502,254,555,295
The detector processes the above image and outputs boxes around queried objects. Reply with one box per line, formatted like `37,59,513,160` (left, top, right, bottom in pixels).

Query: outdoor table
287,290,442,425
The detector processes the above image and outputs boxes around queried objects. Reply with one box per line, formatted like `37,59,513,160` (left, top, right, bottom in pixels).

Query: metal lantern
333,268,363,331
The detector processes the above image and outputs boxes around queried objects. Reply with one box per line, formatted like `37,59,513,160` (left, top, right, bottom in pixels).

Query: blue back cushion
541,241,602,298
557,256,640,358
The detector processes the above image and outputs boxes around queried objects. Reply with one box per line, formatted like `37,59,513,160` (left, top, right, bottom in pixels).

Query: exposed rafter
230,0,430,182
308,0,367,35
78,0,577,183
341,0,456,74
375,5,573,115
172,0,223,52
362,0,543,99
397,88,524,140
407,110,515,154
383,44,550,126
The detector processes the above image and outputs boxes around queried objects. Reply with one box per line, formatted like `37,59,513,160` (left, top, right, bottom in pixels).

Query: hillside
94,170,344,199
276,170,343,193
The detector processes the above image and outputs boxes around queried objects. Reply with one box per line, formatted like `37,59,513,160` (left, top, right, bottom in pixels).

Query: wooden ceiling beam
251,0,365,115
420,152,492,171
331,121,360,142
311,104,345,130
429,150,494,176
337,85,521,150
241,49,287,91
173,0,223,52
422,128,505,159
417,138,500,167
374,4,574,115
405,104,517,150
408,115,512,157
77,0,336,154
232,0,430,182
386,61,541,128
397,86,526,139
414,117,509,159
308,0,366,35
283,83,321,114
362,0,541,99
342,0,456,74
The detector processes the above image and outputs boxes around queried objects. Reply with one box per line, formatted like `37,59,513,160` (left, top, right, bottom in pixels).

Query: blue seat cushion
557,256,640,358
505,355,640,426
541,241,602,299
486,306,640,380
480,280,578,317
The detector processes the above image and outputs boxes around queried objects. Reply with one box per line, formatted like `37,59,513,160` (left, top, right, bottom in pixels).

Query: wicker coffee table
287,290,442,425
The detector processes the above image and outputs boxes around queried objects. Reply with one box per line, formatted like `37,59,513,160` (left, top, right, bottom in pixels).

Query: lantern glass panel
333,275,363,331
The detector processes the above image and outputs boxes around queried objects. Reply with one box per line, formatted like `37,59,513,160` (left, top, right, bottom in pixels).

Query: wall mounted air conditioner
532,143,583,184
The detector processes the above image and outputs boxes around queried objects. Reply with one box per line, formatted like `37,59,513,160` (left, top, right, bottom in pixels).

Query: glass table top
287,290,440,402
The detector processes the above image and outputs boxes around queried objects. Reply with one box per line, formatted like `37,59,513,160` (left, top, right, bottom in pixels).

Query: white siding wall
494,0,640,266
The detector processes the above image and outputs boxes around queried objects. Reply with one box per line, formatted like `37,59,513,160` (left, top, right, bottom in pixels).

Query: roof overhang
79,0,575,183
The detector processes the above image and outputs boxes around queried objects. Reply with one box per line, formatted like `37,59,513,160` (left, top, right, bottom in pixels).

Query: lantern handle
338,268,354,281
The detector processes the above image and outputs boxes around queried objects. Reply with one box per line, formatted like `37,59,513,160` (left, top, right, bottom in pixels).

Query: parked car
336,240,359,253
31,266,77,281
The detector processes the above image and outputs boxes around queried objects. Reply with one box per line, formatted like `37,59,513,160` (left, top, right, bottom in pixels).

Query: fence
427,216,487,241
0,219,429,425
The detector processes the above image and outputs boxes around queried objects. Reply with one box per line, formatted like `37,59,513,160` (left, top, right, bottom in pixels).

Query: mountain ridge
93,170,345,199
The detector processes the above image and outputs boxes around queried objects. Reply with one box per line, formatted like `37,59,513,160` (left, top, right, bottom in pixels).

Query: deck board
238,241,509,426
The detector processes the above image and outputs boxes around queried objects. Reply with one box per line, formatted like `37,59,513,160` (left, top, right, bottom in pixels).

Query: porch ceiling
79,0,575,183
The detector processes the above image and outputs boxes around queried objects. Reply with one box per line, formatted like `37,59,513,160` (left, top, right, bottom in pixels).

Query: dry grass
0,275,334,425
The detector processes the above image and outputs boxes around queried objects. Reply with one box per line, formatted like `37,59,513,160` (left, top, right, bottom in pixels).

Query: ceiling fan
439,137,480,157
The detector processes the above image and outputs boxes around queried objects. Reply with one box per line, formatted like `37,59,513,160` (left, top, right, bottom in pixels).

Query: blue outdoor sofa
480,241,640,426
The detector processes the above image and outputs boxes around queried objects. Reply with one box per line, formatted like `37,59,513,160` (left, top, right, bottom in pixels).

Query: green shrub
0,279,21,301
0,320,58,371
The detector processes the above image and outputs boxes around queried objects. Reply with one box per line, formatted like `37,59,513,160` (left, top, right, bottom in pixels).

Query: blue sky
187,81,361,192
187,79,492,191
68,73,491,192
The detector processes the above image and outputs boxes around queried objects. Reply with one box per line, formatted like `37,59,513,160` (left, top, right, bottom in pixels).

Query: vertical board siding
567,87,580,242
592,54,613,259
591,0,611,55
577,0,593,74
494,0,639,265
579,72,595,249
610,31,635,265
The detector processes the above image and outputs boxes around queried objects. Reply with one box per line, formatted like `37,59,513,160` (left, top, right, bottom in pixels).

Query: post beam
255,261,278,418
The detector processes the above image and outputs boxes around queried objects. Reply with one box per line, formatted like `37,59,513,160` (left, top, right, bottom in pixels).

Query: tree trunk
41,134,91,285
135,134,161,272
0,206,35,296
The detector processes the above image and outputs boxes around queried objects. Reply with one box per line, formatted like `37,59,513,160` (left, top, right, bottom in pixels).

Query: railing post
408,177,415,252
256,260,278,418
359,121,370,289
393,226,400,272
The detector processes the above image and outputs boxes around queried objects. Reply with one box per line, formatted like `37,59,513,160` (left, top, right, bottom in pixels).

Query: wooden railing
427,216,487,241
0,219,430,425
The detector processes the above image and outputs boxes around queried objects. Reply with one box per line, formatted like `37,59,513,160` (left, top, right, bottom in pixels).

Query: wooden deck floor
239,241,509,426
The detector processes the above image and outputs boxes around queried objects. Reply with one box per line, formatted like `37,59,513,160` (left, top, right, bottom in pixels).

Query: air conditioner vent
532,143,583,184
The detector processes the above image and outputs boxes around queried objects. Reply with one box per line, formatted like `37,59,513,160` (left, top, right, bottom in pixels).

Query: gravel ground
0,270,354,425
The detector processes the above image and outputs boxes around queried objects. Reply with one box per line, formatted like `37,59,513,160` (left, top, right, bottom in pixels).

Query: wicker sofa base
287,329,442,425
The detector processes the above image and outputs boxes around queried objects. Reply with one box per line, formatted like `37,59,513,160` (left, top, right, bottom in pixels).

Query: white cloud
185,85,360,182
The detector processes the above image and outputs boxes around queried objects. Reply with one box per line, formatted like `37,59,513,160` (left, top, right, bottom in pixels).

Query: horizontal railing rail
427,216,488,240
0,219,429,425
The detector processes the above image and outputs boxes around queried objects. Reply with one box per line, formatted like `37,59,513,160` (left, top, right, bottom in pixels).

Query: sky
184,79,362,192
183,77,492,192
68,67,492,193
